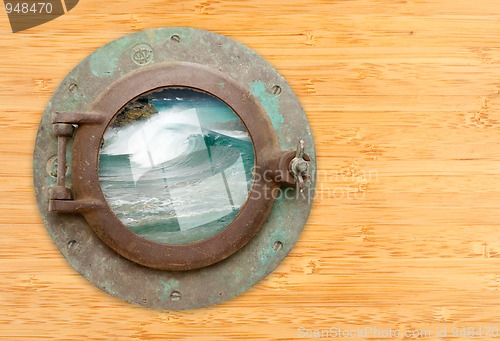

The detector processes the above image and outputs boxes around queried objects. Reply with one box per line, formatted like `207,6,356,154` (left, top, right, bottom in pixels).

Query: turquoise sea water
98,88,255,244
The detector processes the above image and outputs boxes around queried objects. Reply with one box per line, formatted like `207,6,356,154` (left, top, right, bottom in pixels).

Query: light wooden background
1,0,500,340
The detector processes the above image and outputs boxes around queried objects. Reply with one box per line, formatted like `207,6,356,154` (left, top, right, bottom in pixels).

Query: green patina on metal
249,81,284,130
33,27,316,310
160,279,180,301
89,44,119,78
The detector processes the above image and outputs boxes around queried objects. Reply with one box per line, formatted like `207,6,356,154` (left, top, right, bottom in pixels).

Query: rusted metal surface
33,27,316,310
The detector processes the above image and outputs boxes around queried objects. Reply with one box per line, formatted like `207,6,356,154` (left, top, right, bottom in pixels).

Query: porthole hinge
49,111,106,212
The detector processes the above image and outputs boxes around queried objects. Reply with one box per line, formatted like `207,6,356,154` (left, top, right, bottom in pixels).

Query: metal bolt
272,241,283,251
69,83,78,92
170,291,181,301
271,85,282,95
171,35,180,43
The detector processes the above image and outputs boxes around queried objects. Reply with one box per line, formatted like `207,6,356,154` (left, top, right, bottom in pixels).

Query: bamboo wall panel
1,0,500,339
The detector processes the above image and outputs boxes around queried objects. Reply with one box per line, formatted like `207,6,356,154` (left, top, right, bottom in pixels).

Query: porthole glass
98,87,255,244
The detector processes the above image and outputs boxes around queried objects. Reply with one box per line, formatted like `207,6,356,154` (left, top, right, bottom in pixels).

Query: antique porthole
33,27,316,310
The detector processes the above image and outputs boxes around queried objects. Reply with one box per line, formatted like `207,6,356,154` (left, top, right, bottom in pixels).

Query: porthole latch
268,139,312,189
289,140,311,193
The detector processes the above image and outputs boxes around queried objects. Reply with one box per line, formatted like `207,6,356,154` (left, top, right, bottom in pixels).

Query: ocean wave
98,101,255,242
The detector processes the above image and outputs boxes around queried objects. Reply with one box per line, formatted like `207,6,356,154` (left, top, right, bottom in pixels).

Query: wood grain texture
1,0,500,339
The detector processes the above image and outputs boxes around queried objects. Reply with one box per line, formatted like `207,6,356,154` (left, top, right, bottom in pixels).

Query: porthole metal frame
33,27,316,310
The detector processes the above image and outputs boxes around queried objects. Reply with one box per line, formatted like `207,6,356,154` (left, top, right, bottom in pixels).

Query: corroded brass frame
34,27,316,310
